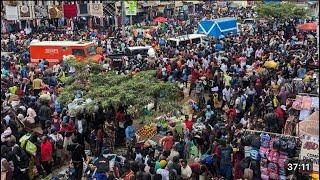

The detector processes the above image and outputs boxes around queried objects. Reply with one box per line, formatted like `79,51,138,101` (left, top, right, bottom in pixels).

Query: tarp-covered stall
197,18,237,40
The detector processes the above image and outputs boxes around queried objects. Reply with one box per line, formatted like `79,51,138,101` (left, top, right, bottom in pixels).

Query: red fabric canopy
297,22,317,31
63,4,77,19
153,17,167,24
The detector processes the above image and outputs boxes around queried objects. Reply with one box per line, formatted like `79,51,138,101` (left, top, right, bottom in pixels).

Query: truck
197,17,237,40
29,41,103,66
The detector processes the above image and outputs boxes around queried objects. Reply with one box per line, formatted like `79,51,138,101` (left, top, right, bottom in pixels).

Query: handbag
243,161,253,180
19,133,32,149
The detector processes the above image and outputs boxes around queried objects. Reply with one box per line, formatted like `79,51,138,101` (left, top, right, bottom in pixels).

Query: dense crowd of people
1,2,319,180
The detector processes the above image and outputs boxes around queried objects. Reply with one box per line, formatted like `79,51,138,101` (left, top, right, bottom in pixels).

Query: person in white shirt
245,46,253,58
240,114,249,128
220,62,228,73
52,64,61,74
255,47,263,59
245,86,256,96
235,96,242,114
180,159,192,179
222,85,231,107
156,160,169,180
187,59,194,68
49,128,64,165
202,58,209,69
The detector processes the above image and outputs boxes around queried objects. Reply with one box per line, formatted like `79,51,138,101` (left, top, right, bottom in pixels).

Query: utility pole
317,19,319,62
121,0,125,37
115,2,118,28
130,15,133,26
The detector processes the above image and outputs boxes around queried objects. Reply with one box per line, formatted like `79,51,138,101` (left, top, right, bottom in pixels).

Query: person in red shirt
226,105,237,123
189,68,199,96
184,115,193,132
255,78,263,95
159,132,174,151
189,159,201,178
275,105,286,129
40,136,53,175
166,64,172,75
211,139,221,177
59,120,75,135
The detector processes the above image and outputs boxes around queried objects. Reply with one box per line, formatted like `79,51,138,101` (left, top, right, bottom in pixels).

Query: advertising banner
18,5,34,20
34,5,48,18
300,138,319,172
48,5,64,19
5,6,19,20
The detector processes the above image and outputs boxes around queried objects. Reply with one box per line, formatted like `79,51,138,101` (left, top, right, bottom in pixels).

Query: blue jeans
94,172,108,180
220,164,232,180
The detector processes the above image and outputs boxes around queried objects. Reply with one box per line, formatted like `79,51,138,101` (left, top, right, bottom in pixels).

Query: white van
167,34,207,47
125,46,152,57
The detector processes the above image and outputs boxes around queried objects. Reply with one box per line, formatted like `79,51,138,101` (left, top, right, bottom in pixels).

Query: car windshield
87,46,96,56
244,20,254,24
72,49,85,57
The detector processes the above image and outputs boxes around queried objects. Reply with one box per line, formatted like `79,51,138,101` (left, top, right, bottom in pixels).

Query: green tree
58,59,181,119
255,3,308,21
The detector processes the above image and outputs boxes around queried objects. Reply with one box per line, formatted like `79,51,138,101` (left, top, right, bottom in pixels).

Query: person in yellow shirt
223,72,232,87
303,71,314,83
32,75,44,96
9,85,17,94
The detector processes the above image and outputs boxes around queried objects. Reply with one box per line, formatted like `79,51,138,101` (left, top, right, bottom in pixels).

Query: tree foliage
57,59,181,118
255,3,308,21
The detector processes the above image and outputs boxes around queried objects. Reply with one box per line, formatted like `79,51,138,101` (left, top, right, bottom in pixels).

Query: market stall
240,129,302,179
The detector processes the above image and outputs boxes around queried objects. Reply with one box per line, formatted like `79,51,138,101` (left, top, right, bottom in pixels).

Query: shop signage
125,1,137,16
300,138,319,172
